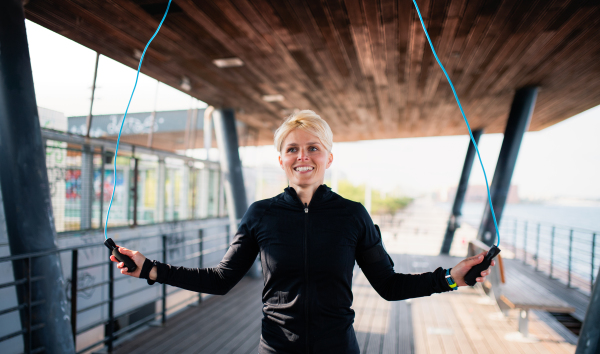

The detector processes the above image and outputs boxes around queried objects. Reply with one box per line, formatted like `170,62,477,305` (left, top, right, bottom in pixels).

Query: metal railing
500,217,599,295
0,221,234,353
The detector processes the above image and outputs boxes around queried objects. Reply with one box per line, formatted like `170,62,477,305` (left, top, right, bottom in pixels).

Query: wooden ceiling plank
284,0,354,128
344,0,382,127
380,0,400,131
362,0,394,132
221,0,331,115
421,0,465,105
483,1,561,94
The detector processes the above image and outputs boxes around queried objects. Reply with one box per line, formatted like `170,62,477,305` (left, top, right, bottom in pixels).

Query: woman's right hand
109,246,145,278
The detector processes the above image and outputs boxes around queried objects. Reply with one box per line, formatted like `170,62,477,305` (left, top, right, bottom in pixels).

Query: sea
436,202,600,232
437,201,600,287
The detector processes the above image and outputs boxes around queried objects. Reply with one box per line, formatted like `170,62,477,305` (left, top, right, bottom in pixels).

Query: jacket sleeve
148,203,261,295
353,203,452,301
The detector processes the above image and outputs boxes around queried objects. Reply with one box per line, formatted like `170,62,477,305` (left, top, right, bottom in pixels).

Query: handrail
0,220,236,354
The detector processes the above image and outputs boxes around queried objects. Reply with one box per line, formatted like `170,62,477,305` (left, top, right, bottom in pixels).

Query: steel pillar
212,108,247,221
0,0,75,352
478,87,538,246
440,129,483,254
576,267,600,354
80,145,94,229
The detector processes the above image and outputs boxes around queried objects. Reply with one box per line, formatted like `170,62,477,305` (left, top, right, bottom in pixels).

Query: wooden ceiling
25,0,600,145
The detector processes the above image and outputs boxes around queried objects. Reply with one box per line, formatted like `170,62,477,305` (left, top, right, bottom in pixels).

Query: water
438,201,600,291
438,202,600,232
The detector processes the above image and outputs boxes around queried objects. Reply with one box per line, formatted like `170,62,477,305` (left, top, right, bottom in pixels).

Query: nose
297,148,309,160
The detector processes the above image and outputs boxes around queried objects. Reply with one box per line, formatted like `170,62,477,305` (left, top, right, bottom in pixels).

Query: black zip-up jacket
150,185,452,353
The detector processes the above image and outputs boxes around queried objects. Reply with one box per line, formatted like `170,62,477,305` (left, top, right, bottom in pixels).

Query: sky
25,20,600,201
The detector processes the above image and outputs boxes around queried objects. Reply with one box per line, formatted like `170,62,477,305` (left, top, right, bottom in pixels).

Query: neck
289,182,322,206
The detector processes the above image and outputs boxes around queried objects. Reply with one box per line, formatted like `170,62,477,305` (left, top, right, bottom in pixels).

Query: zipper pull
304,203,308,214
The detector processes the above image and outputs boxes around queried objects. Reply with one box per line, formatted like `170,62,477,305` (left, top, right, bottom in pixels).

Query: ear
278,155,283,169
326,152,333,169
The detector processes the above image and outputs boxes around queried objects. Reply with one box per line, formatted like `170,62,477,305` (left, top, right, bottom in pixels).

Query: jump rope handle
105,238,138,272
463,245,501,286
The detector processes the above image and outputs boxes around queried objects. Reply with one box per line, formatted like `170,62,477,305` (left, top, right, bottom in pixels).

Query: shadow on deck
113,252,583,354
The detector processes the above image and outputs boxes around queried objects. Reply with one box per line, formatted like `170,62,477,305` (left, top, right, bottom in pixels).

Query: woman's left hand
450,251,496,286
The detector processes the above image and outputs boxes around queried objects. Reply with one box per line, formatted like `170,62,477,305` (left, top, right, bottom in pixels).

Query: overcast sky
26,20,600,201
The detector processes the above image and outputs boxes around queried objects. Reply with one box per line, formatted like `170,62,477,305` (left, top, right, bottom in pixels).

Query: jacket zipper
304,202,309,353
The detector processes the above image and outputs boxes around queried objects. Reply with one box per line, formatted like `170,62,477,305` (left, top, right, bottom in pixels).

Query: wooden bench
468,240,575,337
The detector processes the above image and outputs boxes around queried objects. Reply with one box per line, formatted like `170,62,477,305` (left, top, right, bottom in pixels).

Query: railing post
592,233,596,290
71,250,78,348
131,158,139,227
108,248,114,353
568,229,573,288
513,219,518,255
535,223,540,271
99,146,105,229
198,229,203,304
523,221,528,264
550,226,555,279
162,235,167,325
26,257,32,354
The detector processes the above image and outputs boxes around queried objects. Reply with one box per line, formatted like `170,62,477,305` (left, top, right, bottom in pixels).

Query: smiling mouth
294,166,314,172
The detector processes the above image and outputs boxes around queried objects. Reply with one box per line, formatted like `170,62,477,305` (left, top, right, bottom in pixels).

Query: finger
110,255,117,262
466,253,484,266
117,262,124,268
118,247,134,256
491,260,496,266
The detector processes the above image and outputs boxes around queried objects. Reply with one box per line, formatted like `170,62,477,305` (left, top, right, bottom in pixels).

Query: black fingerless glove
140,258,157,285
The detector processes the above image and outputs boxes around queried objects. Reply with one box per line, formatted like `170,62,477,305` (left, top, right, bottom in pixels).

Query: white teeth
294,166,314,172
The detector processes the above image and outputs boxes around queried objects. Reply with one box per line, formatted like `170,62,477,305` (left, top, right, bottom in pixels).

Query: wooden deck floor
113,252,578,354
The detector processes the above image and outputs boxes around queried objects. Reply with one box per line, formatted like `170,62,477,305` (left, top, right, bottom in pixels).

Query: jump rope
105,0,500,283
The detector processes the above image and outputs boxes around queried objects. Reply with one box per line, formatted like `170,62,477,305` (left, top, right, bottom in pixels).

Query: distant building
442,185,520,203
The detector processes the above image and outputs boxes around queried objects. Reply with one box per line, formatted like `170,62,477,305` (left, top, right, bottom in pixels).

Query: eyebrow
285,142,322,147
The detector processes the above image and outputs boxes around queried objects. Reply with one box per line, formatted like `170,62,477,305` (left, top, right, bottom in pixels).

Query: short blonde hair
274,110,333,153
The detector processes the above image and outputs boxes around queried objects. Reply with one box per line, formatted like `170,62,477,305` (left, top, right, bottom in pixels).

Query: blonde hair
274,110,333,153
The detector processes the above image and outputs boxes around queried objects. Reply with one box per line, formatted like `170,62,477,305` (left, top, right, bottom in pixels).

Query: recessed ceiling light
262,94,284,102
180,76,191,91
213,57,244,68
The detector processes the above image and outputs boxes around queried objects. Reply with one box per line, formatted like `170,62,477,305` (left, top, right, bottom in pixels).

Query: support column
156,158,165,222
440,130,483,254
576,267,600,354
478,87,538,246
80,145,94,230
212,108,247,222
0,1,75,352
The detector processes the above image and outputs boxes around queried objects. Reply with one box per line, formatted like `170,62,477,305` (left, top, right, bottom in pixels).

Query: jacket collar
283,184,332,206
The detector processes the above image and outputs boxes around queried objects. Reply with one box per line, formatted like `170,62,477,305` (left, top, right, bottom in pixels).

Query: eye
309,146,318,151
287,147,297,153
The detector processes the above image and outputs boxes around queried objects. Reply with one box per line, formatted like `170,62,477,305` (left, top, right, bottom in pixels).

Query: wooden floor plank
112,249,579,354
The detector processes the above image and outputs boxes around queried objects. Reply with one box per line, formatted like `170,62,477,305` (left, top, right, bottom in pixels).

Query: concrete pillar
0,0,75,351
440,129,483,254
478,87,538,246
213,109,248,222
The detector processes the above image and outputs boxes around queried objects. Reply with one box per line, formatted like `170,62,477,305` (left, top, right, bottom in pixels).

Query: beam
440,129,483,254
213,108,248,221
478,87,538,246
576,267,600,354
0,0,75,352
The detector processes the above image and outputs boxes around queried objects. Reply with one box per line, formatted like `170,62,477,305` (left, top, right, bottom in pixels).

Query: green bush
335,180,412,216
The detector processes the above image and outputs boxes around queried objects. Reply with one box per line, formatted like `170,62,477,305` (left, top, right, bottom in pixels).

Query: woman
112,110,494,353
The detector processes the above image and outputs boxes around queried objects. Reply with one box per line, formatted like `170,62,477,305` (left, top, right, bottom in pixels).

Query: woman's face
278,129,333,190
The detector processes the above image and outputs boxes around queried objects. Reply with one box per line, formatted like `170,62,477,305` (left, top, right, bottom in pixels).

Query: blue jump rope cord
104,0,172,240
104,0,500,247
412,0,500,247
